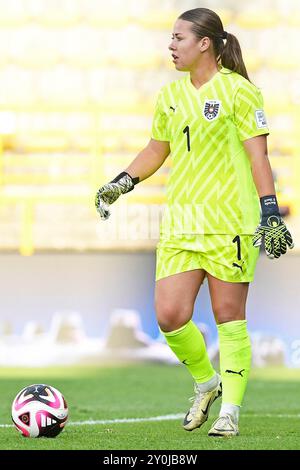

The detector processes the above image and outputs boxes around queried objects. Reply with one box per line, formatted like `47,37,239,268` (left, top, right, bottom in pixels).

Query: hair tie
222,31,228,40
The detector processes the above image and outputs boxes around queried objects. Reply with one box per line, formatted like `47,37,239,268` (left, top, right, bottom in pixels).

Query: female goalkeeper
95,8,294,437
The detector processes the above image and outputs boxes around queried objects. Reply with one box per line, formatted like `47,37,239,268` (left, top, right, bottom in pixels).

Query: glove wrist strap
109,172,139,186
260,195,280,216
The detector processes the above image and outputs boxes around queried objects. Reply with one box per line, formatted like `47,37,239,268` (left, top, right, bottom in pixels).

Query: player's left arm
244,135,294,259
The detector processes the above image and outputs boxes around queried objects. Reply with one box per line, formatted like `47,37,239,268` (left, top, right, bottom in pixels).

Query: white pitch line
1,413,300,429
68,413,183,426
0,414,183,428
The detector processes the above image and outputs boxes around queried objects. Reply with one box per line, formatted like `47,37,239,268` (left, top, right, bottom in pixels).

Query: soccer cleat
208,413,239,437
183,375,222,431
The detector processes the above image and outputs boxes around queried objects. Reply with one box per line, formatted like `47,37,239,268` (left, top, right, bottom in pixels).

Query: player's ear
199,36,210,52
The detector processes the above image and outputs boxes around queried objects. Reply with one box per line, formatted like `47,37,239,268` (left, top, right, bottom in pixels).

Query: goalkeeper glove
95,172,139,220
252,195,294,259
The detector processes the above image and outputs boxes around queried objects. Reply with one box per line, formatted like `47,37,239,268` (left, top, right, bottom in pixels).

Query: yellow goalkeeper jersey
151,67,269,236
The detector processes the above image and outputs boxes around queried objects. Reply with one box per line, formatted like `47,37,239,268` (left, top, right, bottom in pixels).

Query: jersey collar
186,67,228,93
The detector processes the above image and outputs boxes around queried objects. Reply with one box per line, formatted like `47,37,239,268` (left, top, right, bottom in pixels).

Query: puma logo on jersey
232,262,243,272
203,100,221,121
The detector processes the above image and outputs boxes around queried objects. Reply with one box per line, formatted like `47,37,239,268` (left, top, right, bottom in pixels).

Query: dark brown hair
178,8,250,81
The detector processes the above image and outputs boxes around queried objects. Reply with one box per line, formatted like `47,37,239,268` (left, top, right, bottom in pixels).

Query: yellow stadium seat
13,134,70,152
267,138,276,155
0,90,36,108
267,56,300,70
264,96,292,115
122,135,150,152
38,68,88,106
286,13,300,27
243,51,263,72
215,9,233,27
0,37,10,67
137,11,179,30
141,174,168,186
100,137,121,152
37,14,81,28
15,49,59,69
3,174,91,185
0,57,8,69
62,28,110,68
84,10,129,28
0,0,29,27
277,140,299,156
235,11,280,28
69,133,95,152
115,54,162,70
31,1,81,28
127,192,166,204
94,92,141,110
64,52,109,69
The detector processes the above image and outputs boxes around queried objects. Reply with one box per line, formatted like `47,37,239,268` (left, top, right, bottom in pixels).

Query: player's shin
217,320,251,409
162,321,221,430
161,320,216,382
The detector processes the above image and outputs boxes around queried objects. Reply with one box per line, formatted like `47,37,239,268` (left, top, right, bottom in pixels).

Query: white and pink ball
12,384,68,438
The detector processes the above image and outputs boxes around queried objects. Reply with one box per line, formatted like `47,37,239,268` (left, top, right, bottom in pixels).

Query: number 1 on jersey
183,126,191,152
232,235,241,260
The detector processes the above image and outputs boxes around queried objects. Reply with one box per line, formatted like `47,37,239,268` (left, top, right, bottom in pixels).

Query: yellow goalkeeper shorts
156,234,259,282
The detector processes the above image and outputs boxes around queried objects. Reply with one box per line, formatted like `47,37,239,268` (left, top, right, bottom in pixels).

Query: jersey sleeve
151,88,170,142
234,83,269,141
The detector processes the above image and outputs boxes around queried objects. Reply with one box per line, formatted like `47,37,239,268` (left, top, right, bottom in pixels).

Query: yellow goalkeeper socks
162,320,216,383
217,320,251,406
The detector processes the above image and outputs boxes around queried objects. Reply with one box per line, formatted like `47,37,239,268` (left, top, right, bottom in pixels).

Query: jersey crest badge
203,100,221,121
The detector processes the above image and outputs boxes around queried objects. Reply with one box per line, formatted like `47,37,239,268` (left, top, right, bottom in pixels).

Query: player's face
169,19,207,71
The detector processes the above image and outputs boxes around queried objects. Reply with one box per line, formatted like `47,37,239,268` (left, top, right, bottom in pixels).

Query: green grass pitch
0,363,299,450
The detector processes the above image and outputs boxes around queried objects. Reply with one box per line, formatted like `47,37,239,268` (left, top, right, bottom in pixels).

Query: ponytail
179,8,251,82
220,33,250,81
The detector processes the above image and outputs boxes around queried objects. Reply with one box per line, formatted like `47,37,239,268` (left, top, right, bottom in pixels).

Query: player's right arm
95,138,170,220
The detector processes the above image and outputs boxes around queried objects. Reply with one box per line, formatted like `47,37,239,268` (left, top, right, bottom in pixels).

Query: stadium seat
235,11,280,28
30,1,81,28
116,53,162,70
137,11,178,30
286,13,300,27
62,28,110,68
215,9,233,27
267,56,300,70
14,48,59,69
38,67,88,106
0,0,29,27
243,51,263,72
12,134,70,152
86,15,129,28
0,67,37,107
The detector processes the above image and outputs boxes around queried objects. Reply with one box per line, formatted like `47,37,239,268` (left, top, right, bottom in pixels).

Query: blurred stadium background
0,0,300,373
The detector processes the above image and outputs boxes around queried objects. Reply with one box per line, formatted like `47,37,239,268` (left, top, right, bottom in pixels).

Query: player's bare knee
155,302,191,332
212,301,245,324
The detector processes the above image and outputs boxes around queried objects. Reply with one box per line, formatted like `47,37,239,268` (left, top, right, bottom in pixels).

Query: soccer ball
11,384,68,438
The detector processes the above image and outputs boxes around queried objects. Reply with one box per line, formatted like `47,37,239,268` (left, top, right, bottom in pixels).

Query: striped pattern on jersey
156,234,260,282
151,68,269,236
